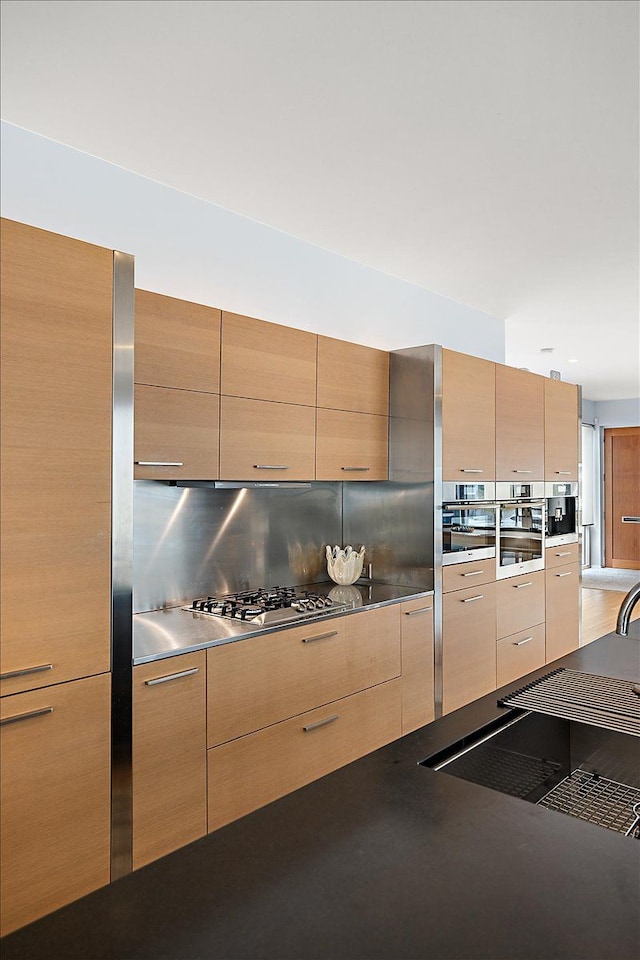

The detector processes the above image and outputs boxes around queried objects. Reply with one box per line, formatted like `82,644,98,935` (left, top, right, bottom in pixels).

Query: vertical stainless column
432,346,443,717
111,251,135,879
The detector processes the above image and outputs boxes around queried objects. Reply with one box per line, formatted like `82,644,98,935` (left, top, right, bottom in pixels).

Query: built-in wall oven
545,481,579,548
496,482,545,579
442,483,496,566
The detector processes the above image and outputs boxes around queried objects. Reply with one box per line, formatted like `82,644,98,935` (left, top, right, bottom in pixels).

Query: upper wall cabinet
1,219,112,696
495,366,545,481
544,379,579,482
441,349,495,481
221,312,317,406
317,336,389,416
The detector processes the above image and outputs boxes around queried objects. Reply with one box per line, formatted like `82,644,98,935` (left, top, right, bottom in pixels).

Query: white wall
0,122,504,360
592,399,640,428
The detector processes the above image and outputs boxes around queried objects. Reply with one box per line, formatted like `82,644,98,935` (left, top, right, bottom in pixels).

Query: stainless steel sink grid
538,770,640,837
435,743,561,800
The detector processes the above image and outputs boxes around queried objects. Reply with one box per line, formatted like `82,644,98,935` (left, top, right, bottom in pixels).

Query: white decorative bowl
326,544,366,585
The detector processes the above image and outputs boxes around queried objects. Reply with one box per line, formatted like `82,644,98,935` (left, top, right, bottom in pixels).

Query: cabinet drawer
400,598,435,734
134,385,219,480
497,624,546,688
208,606,401,746
208,678,402,831
133,652,207,870
317,336,389,416
545,562,580,663
220,395,315,480
316,408,388,480
545,542,580,569
442,561,495,593
496,571,545,639
0,674,111,937
442,582,497,715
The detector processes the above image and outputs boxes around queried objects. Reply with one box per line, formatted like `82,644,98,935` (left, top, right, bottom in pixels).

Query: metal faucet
616,580,640,636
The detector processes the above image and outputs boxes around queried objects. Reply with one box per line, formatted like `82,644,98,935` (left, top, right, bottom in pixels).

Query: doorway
604,426,640,570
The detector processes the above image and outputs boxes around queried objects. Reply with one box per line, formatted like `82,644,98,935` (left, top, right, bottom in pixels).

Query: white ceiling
1,0,638,401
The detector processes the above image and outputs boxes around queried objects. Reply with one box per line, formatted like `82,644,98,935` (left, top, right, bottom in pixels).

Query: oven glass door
442,503,496,565
497,501,545,578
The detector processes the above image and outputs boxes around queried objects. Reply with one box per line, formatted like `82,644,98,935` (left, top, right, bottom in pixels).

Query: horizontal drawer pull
513,582,533,589
555,551,572,557
1,706,53,727
0,663,53,681
460,468,483,473
621,517,640,523
514,637,533,646
555,471,572,475
461,570,484,577
135,461,184,467
512,469,532,474
404,606,432,616
556,572,573,578
145,667,200,686
303,714,339,733
253,464,289,470
341,466,370,472
461,594,484,603
302,630,338,644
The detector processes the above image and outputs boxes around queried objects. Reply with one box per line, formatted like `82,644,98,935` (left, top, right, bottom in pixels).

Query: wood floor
581,587,640,645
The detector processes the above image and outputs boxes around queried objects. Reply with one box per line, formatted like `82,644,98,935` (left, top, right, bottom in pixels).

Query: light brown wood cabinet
219,395,315,480
316,408,389,480
545,562,581,663
400,598,435,734
132,652,207,870
495,365,545,480
544,379,579,482
442,349,495,481
0,674,111,937
0,219,112,697
134,385,220,480
442,582,497,714
496,571,545,640
496,623,546,688
317,336,389,416
442,560,496,593
545,542,580,569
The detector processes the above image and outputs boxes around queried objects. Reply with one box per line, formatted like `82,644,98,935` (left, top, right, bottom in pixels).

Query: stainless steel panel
442,482,496,502
496,481,545,500
544,482,578,498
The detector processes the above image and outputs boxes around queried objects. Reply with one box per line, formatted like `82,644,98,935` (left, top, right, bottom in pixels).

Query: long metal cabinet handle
514,637,533,646
135,461,184,467
1,706,53,727
341,466,370,472
555,551,572,557
461,595,484,603
512,470,533,474
555,471,572,475
621,517,640,523
253,464,289,470
145,667,200,686
513,582,533,589
0,663,53,680
302,630,338,643
303,714,339,732
461,570,484,577
460,468,483,473
556,572,573,578
404,606,432,616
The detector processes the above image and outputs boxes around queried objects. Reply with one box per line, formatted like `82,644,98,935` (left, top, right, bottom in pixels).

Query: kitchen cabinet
0,219,112,697
132,651,207,870
219,395,315,480
441,349,495,481
315,408,389,480
134,289,221,393
0,673,111,937
545,562,581,662
442,582,497,714
545,542,580,569
134,384,219,480
544,379,579,482
221,311,317,407
317,336,389,416
497,623,546,688
496,571,545,641
495,366,545,481
442,560,496,593
400,598,435,734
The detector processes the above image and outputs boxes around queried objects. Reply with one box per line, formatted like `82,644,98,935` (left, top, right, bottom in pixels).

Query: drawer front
496,571,545,639
442,561,495,594
220,395,315,481
208,607,401,746
545,542,580,569
208,678,402,831
316,408,388,481
134,385,219,480
496,623,546,689
442,582,497,715
400,598,435,734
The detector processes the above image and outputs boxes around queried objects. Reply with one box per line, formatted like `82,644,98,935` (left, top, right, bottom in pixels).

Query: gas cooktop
184,585,353,627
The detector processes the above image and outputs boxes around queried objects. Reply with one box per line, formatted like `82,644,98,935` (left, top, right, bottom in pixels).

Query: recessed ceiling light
540,347,554,354
567,358,579,363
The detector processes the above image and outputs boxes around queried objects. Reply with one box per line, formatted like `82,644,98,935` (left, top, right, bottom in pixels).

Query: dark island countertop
3,624,639,960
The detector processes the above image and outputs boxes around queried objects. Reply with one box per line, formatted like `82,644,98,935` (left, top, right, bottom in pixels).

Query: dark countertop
4,624,640,960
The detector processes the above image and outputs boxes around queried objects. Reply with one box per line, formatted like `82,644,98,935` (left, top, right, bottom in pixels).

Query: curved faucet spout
616,580,640,636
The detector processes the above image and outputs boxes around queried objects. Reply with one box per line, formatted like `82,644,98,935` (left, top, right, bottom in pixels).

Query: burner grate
538,770,640,837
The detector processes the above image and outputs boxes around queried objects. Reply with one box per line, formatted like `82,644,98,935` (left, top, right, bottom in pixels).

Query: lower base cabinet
400,598,435,733
208,678,401,831
442,582,497,714
0,673,111,937
545,562,581,662
496,623,546,688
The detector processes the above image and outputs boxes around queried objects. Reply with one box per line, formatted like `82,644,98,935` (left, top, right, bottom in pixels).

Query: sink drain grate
439,744,561,799
538,769,640,836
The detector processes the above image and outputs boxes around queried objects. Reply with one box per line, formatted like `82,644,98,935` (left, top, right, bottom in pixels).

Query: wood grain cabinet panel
220,395,315,480
442,561,496,593
545,562,581,663
0,674,111,937
316,408,388,480
400,598,435,734
442,349,496,481
208,678,402,831
317,336,389,416
496,623,546,689
134,384,219,480
545,542,580,569
496,571,545,640
495,366,545,480
221,312,317,406
133,652,207,870
0,219,112,696
134,289,221,393
442,581,497,715
544,379,579,481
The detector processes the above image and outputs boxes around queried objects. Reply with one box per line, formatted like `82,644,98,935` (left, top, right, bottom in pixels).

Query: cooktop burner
184,585,353,626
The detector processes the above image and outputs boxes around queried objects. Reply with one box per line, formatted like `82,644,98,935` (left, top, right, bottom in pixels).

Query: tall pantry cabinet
0,219,114,936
